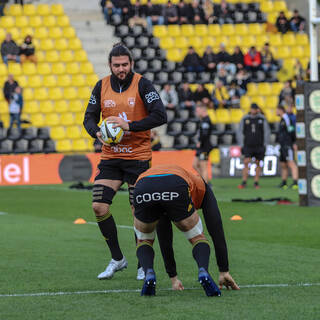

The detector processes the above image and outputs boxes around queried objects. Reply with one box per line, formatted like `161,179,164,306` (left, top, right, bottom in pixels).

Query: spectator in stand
231,46,244,71
19,35,37,64
228,80,241,108
177,0,191,24
235,69,249,95
290,9,306,33
294,59,305,84
214,67,232,86
217,43,236,75
202,46,217,73
212,80,230,109
150,130,162,151
276,11,290,34
177,82,195,109
0,0,8,17
3,74,19,105
244,46,261,74
217,0,233,24
279,80,295,107
101,0,122,24
203,0,218,24
189,0,205,24
163,0,179,25
145,0,164,30
128,0,147,28
193,84,212,109
182,46,204,72
8,86,23,134
118,0,132,24
1,33,20,65
159,84,178,110
260,42,278,76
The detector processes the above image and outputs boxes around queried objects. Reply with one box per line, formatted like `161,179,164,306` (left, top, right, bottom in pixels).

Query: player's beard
112,69,133,85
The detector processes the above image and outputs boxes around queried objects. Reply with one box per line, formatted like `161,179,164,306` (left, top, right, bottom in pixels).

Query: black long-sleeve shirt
198,115,214,151
277,113,296,146
83,72,167,138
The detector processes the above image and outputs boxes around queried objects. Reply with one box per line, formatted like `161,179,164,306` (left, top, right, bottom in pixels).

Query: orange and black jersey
83,71,167,138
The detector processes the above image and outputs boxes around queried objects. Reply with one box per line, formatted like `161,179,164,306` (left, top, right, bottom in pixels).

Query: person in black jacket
177,82,195,109
1,33,20,65
20,35,37,64
202,45,218,73
182,46,204,72
237,103,270,189
276,105,298,189
192,102,214,183
83,43,167,281
3,74,19,104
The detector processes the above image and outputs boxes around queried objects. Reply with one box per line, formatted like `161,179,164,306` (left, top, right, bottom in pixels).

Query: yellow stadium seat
57,16,70,27
296,33,309,46
194,24,208,37
34,26,48,39
56,139,72,152
43,75,57,87
0,16,15,28
234,24,248,36
16,75,27,87
247,83,258,96
72,139,88,152
0,64,8,77
282,33,296,46
39,39,54,51
166,48,182,62
21,63,36,76
34,87,48,100
71,74,85,87
78,87,91,100
64,87,77,100
160,37,175,50
271,82,284,95
57,74,71,87
74,112,84,125
221,24,235,36
50,126,66,140
208,109,217,125
54,38,68,51
65,62,80,74
258,82,272,95
42,16,56,27
68,38,82,50
29,15,42,28
27,74,42,87
74,49,87,62
37,62,51,75
181,24,194,37
5,4,23,16
251,96,265,108
63,26,76,38
216,109,231,124
80,126,91,138
8,63,22,76
45,50,59,63
66,126,81,139
51,4,64,16
24,101,39,114
264,109,279,123
45,113,60,126
37,4,50,16
273,1,287,12
265,96,278,109
189,36,202,49
241,35,256,47
292,46,304,59
255,34,269,48
80,62,94,74
51,62,66,75
69,100,83,112
230,109,244,123
208,24,221,36
175,36,189,49
60,113,75,126
248,23,263,36
54,100,68,112
260,1,273,12
30,114,45,127
202,36,215,48
167,25,181,37
39,100,54,113
269,34,282,47
276,46,290,59
0,101,7,114
228,35,242,47
48,87,63,100
240,95,251,111
209,148,220,165
60,50,74,62
48,27,63,39
20,27,34,38
153,25,167,38
15,15,29,28
7,27,20,40
86,74,99,87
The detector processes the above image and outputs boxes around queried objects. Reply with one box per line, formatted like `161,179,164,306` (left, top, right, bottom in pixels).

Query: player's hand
170,276,184,291
96,131,108,146
107,116,130,131
219,272,240,290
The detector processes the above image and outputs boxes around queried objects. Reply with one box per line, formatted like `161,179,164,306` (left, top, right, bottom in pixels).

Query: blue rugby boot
141,268,156,296
198,267,221,297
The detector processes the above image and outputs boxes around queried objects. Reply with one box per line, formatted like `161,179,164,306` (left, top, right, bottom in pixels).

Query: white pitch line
87,221,133,229
0,212,8,215
1,282,320,298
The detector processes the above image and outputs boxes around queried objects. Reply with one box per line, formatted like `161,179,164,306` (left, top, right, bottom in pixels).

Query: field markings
0,212,8,215
1,282,320,298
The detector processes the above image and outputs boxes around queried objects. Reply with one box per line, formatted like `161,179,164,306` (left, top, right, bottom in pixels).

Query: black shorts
242,146,265,161
95,159,151,185
134,174,195,223
280,146,294,162
196,148,210,161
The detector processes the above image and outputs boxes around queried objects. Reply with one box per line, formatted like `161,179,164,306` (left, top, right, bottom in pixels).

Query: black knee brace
129,186,135,206
92,184,116,204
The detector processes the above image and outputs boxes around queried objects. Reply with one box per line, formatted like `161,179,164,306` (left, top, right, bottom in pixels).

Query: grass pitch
0,177,319,320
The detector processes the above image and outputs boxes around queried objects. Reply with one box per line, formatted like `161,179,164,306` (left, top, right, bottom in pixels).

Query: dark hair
277,105,286,112
108,43,132,64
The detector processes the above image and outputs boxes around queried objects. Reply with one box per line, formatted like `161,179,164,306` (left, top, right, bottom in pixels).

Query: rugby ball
100,119,124,144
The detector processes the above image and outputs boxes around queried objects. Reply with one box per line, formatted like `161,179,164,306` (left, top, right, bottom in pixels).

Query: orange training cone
74,218,87,224
231,215,242,221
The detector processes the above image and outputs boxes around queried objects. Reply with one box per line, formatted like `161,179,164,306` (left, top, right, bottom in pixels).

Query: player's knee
92,202,110,217
134,226,156,241
183,217,203,240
